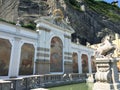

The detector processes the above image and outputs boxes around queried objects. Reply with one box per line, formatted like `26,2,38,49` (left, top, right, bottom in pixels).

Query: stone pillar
8,37,23,77
33,44,37,75
93,58,120,90
78,52,82,74
64,34,72,73
64,61,73,73
35,28,50,74
88,54,92,73
35,60,50,74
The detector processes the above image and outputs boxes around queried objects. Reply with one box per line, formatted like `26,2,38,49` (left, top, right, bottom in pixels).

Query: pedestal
93,82,120,90
93,58,120,90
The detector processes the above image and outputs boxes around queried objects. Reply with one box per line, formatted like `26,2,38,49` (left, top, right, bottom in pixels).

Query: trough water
49,83,93,90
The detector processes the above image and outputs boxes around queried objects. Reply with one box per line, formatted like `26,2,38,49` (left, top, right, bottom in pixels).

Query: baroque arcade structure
0,9,94,78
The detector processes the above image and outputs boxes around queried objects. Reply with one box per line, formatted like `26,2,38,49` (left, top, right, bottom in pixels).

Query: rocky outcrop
18,0,49,24
0,0,19,21
0,0,120,45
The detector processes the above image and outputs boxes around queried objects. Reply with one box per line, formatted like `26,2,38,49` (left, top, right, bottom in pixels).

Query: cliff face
0,0,120,45
0,0,19,21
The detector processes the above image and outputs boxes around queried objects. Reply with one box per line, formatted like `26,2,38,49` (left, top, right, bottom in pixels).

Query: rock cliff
0,0,120,45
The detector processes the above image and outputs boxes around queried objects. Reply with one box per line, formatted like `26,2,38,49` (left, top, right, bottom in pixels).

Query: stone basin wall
1,73,86,90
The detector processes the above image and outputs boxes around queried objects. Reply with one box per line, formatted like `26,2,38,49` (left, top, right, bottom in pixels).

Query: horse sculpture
94,36,115,57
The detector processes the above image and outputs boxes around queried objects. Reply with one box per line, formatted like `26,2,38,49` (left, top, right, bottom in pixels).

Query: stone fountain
93,35,120,90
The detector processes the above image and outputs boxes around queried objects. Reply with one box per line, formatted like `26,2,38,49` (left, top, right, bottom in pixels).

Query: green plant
84,0,120,22
0,18,16,25
0,18,36,30
22,23,36,30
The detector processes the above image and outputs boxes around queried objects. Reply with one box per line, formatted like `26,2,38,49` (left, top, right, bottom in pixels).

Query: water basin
49,83,93,90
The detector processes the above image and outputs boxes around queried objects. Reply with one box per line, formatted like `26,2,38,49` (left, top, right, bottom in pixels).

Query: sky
104,0,120,7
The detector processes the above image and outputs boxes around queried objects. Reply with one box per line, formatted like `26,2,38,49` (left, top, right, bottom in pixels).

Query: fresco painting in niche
117,61,120,72
0,38,11,76
82,54,88,73
72,52,78,73
50,37,63,72
91,56,96,73
19,43,34,75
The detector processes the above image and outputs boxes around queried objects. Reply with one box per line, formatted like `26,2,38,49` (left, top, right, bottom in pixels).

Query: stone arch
0,38,11,76
19,43,35,75
72,52,78,73
50,36,63,72
49,34,64,46
81,54,88,73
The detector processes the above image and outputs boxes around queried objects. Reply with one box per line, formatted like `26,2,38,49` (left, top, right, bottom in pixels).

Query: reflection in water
49,83,93,90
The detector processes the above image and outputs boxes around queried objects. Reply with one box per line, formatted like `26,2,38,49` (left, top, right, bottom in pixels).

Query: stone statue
65,16,70,24
52,9,64,22
16,18,21,26
86,42,90,47
94,35,115,57
93,35,120,90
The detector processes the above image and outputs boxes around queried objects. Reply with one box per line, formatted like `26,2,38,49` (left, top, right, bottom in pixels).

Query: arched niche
91,56,96,73
19,43,35,75
50,36,63,72
117,61,120,72
0,38,11,76
81,54,88,73
72,52,78,73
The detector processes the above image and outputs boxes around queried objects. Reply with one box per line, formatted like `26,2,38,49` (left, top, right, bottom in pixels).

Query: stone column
33,44,37,75
8,37,23,77
78,52,82,74
87,54,92,73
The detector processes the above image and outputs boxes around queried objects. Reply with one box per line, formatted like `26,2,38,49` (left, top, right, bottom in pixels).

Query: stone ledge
0,80,11,84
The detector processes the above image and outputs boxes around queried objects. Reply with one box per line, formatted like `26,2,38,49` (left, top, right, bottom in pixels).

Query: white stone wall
0,22,37,77
71,43,94,73
0,20,94,77
36,18,94,74
35,18,74,74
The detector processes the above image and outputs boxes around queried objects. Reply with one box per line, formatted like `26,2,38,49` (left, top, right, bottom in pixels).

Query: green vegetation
65,0,120,22
0,18,36,30
0,18,16,25
21,23,36,30
85,0,120,22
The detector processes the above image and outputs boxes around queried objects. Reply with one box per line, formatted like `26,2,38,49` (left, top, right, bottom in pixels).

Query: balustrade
0,80,11,90
0,73,86,90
